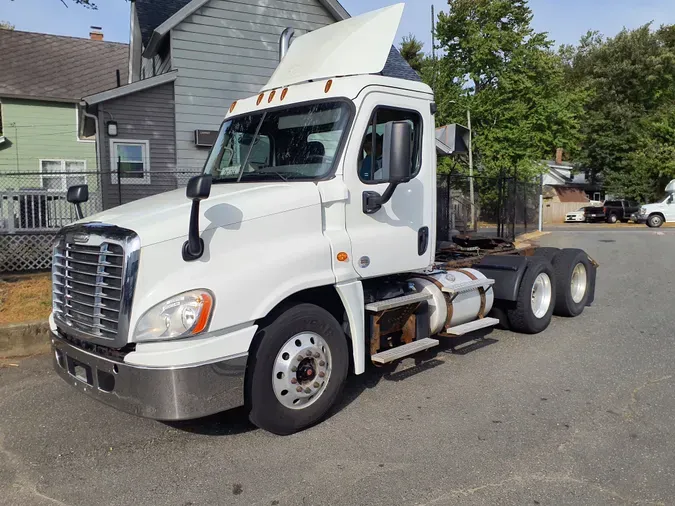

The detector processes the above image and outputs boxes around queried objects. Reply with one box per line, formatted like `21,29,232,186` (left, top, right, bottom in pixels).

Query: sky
2,0,675,50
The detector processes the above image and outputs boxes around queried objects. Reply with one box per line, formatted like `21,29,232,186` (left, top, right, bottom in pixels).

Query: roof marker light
257,93,265,105
324,80,333,93
229,101,237,113
280,88,289,101
268,90,276,103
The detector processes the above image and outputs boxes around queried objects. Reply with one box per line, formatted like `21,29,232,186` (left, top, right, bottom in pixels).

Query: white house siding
172,0,336,171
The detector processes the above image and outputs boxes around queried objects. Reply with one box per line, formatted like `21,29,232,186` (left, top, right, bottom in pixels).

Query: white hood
83,182,322,247
263,3,405,91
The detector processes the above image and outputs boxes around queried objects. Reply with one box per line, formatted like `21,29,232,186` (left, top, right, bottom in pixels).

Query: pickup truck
603,200,640,223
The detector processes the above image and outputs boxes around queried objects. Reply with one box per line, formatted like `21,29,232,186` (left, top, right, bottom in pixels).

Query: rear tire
247,303,349,435
647,214,664,228
533,247,561,263
507,259,556,334
551,249,592,317
607,214,618,224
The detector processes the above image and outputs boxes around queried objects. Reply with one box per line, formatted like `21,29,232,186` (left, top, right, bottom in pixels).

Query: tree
432,0,583,180
9,0,98,8
0,21,15,30
564,24,675,201
399,34,425,73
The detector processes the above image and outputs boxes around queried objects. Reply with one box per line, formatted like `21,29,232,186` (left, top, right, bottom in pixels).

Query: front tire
247,303,349,435
647,214,664,228
507,259,556,334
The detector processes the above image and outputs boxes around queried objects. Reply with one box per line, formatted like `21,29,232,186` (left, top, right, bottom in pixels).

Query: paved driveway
1,230,674,506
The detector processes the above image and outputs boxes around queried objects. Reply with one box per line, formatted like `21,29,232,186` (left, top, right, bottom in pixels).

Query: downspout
279,27,295,61
81,103,101,208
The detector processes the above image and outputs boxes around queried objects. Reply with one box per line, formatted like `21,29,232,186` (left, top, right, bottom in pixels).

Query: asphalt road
2,230,674,506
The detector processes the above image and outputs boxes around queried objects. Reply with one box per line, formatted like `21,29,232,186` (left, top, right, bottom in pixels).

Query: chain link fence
0,169,201,273
436,173,542,242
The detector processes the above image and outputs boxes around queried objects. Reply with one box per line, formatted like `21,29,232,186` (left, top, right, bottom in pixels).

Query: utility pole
431,5,436,93
467,109,476,230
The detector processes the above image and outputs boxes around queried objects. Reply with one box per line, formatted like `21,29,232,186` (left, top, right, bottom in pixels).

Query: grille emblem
72,233,90,244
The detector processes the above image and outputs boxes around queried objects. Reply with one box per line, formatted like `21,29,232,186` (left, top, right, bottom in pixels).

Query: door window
358,107,422,184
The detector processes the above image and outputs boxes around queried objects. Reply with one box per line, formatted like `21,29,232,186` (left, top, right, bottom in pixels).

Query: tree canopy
398,0,675,201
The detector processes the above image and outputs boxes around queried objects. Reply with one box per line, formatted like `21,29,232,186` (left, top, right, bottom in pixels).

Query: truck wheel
647,214,664,228
533,247,560,263
607,214,618,224
551,249,592,317
507,259,556,334
247,303,349,435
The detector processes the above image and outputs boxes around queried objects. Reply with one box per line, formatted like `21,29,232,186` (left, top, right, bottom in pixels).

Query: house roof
553,187,589,203
136,0,351,53
82,71,177,105
382,46,422,82
0,30,128,103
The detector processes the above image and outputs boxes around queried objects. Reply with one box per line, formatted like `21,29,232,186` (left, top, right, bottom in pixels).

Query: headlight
639,208,647,216
134,290,214,342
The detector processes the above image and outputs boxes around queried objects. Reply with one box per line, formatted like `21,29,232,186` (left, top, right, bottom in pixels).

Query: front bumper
52,333,247,421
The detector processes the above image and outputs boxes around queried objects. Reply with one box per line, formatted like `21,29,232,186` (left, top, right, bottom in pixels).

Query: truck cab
51,4,597,435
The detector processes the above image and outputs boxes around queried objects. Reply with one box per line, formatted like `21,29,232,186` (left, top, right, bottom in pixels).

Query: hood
82,182,322,247
263,3,404,91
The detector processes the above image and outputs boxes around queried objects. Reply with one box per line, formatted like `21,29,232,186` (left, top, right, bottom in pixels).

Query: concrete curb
0,321,51,359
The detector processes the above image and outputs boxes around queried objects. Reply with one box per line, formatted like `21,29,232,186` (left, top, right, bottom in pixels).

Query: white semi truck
51,5,597,435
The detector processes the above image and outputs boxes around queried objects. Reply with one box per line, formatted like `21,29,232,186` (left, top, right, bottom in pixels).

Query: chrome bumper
52,333,247,421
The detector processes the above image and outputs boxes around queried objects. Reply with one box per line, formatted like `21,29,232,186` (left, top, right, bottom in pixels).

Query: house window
110,139,150,184
40,160,87,191
75,104,95,141
593,192,601,201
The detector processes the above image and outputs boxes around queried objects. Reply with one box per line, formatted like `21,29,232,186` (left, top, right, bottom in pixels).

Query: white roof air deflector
263,3,405,91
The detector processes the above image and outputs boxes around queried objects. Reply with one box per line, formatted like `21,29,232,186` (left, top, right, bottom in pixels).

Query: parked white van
636,180,675,227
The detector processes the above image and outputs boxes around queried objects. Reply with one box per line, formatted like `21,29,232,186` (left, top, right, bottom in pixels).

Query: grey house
81,0,352,207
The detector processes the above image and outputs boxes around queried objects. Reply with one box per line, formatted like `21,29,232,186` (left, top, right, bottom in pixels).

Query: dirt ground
0,273,52,325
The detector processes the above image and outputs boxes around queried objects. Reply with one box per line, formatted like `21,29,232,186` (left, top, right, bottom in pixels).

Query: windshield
203,101,351,183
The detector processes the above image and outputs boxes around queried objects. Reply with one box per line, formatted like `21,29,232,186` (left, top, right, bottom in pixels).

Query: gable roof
382,47,422,82
0,30,128,103
136,0,351,53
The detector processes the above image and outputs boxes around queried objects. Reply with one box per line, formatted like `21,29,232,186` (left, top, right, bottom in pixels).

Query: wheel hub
570,262,588,303
273,332,332,410
531,272,552,319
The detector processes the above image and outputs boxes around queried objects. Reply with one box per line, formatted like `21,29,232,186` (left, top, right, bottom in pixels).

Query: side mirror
66,184,89,220
182,175,212,262
668,194,673,204
382,121,413,183
187,174,212,201
362,121,413,214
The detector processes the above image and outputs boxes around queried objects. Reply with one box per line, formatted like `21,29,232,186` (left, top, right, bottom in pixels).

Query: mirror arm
362,182,399,214
182,200,205,261
75,203,84,221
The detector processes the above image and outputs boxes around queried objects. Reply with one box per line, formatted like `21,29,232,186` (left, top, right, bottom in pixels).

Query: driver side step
444,317,500,336
371,338,439,365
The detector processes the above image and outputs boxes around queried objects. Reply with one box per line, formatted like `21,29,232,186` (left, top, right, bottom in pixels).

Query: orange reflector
192,293,213,335
324,80,333,93
229,101,237,113
280,88,288,101
337,252,348,262
268,90,276,103
257,93,265,105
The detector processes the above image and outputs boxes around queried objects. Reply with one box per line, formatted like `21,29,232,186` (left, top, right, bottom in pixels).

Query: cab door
343,90,435,278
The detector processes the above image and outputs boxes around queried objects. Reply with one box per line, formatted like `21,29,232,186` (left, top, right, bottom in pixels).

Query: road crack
417,472,665,505
624,375,672,421
0,430,70,506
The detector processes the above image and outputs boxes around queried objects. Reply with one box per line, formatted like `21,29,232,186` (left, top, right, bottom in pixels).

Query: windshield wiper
236,112,266,183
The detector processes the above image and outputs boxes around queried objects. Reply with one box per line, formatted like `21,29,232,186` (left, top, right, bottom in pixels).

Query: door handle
418,226,429,256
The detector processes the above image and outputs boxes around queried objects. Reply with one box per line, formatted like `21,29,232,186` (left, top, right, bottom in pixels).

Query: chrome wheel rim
531,272,552,319
273,332,332,410
570,263,588,303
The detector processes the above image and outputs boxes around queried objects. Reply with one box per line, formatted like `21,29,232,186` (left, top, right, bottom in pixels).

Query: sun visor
263,3,405,91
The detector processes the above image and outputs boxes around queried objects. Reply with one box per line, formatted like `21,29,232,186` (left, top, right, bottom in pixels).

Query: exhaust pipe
279,27,295,61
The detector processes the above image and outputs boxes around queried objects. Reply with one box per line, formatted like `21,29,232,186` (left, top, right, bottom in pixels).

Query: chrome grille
52,225,140,348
